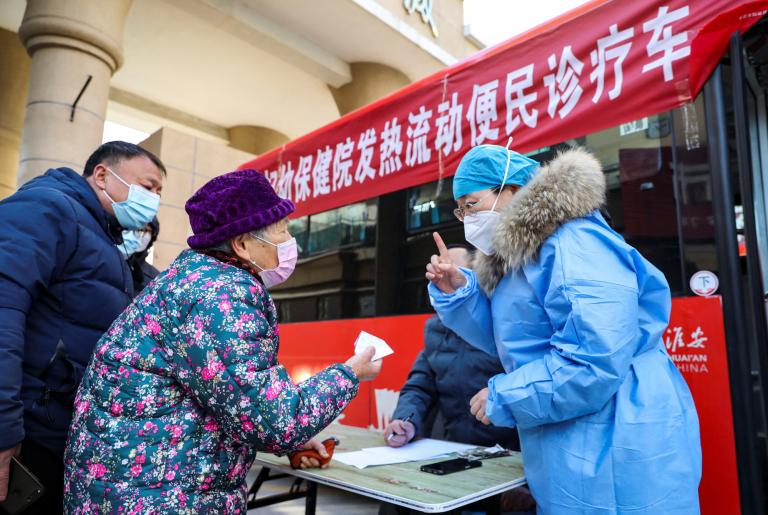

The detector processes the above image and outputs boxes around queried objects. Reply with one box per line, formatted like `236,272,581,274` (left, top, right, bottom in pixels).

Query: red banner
278,297,738,513
239,0,767,218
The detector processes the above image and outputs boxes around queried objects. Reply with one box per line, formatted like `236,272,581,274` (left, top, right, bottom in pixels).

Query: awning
239,0,768,218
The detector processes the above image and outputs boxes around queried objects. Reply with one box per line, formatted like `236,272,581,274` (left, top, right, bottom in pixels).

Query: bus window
406,177,456,232
271,200,377,322
288,216,309,258
307,200,377,254
578,112,688,295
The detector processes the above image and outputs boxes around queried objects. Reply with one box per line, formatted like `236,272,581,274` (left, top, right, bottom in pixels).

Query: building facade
0,0,483,264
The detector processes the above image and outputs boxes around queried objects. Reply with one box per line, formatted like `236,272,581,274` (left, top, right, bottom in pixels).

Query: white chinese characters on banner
642,5,691,82
312,146,333,198
294,155,312,202
275,4,699,207
276,161,294,200
467,80,500,146
544,45,585,119
265,169,278,190
355,129,377,184
406,106,433,167
590,24,634,102
435,92,463,156
379,117,404,176
505,64,538,138
332,137,355,192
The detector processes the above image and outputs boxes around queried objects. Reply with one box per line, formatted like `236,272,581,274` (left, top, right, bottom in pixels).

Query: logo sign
619,117,649,136
690,270,719,296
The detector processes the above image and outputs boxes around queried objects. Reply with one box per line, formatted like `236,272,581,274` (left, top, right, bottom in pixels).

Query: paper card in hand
354,331,394,361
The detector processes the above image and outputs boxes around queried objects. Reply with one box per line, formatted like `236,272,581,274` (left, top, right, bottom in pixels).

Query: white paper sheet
333,438,478,469
354,331,394,361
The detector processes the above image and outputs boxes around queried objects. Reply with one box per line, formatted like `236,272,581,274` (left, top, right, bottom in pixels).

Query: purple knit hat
185,169,294,249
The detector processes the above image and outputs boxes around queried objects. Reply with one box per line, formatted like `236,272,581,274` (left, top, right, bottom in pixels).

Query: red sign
665,296,740,515
240,0,767,218
278,297,738,513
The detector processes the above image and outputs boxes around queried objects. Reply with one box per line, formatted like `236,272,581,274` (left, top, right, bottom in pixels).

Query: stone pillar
0,29,31,198
228,125,289,155
329,62,410,116
16,0,133,185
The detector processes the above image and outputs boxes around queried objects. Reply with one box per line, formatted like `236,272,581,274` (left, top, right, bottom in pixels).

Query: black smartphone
420,457,482,475
0,457,45,515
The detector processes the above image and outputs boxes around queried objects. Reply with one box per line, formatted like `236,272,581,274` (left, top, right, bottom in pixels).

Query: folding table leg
484,494,502,515
305,480,318,515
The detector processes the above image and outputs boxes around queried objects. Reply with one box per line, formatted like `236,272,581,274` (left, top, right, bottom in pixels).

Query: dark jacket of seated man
389,315,520,450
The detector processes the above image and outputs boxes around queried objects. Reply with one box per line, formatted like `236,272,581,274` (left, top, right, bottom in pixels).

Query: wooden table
248,424,526,514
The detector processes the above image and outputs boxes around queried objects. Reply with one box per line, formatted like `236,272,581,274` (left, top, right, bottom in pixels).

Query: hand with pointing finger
425,232,467,294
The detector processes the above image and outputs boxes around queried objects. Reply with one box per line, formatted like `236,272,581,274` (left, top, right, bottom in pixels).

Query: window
406,177,456,231
307,200,377,254
288,216,309,258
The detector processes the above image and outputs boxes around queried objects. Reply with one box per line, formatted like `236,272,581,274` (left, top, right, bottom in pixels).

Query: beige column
228,126,289,155
16,0,133,186
0,29,31,198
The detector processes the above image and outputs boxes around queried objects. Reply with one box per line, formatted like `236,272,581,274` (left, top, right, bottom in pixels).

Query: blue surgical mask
103,168,160,230
118,229,152,258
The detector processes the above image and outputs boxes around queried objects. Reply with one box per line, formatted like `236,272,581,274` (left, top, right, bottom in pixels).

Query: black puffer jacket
392,316,520,449
0,168,133,457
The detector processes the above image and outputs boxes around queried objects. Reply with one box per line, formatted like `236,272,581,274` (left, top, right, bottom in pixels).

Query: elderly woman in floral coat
63,170,381,514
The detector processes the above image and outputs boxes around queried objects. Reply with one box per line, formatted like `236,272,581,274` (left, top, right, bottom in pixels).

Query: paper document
354,331,394,361
334,438,477,469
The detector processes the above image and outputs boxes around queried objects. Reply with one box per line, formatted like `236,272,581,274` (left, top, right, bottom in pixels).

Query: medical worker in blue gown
426,144,702,515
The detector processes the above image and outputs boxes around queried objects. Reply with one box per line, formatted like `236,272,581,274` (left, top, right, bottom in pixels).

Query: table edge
251,457,527,513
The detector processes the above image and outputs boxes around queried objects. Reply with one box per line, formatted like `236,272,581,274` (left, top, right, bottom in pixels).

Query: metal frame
246,466,318,515
731,32,768,425
704,42,767,515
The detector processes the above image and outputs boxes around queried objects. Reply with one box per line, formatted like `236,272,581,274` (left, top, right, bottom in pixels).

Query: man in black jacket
0,141,165,513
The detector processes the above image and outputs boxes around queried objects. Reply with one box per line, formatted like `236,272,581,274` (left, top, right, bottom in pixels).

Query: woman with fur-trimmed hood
426,145,701,515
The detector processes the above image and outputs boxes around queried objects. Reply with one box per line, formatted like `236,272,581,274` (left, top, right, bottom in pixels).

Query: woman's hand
470,387,491,425
345,346,382,381
297,438,330,469
425,232,467,294
384,419,415,448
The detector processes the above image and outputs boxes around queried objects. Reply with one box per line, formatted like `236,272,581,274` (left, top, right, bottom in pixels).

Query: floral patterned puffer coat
63,249,359,514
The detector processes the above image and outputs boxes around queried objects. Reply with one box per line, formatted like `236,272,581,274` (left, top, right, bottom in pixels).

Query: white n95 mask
461,138,514,256
464,210,500,256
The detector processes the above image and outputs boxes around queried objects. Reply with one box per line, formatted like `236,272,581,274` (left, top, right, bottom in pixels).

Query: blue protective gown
429,150,701,514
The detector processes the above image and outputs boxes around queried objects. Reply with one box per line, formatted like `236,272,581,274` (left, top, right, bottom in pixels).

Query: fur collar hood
472,148,605,294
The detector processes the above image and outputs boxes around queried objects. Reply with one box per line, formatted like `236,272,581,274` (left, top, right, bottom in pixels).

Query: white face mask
464,210,501,256
462,140,514,256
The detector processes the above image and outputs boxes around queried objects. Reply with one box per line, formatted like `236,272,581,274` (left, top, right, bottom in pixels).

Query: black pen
387,412,415,441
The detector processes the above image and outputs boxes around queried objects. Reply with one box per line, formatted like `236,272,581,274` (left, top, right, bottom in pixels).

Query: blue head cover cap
452,144,539,200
